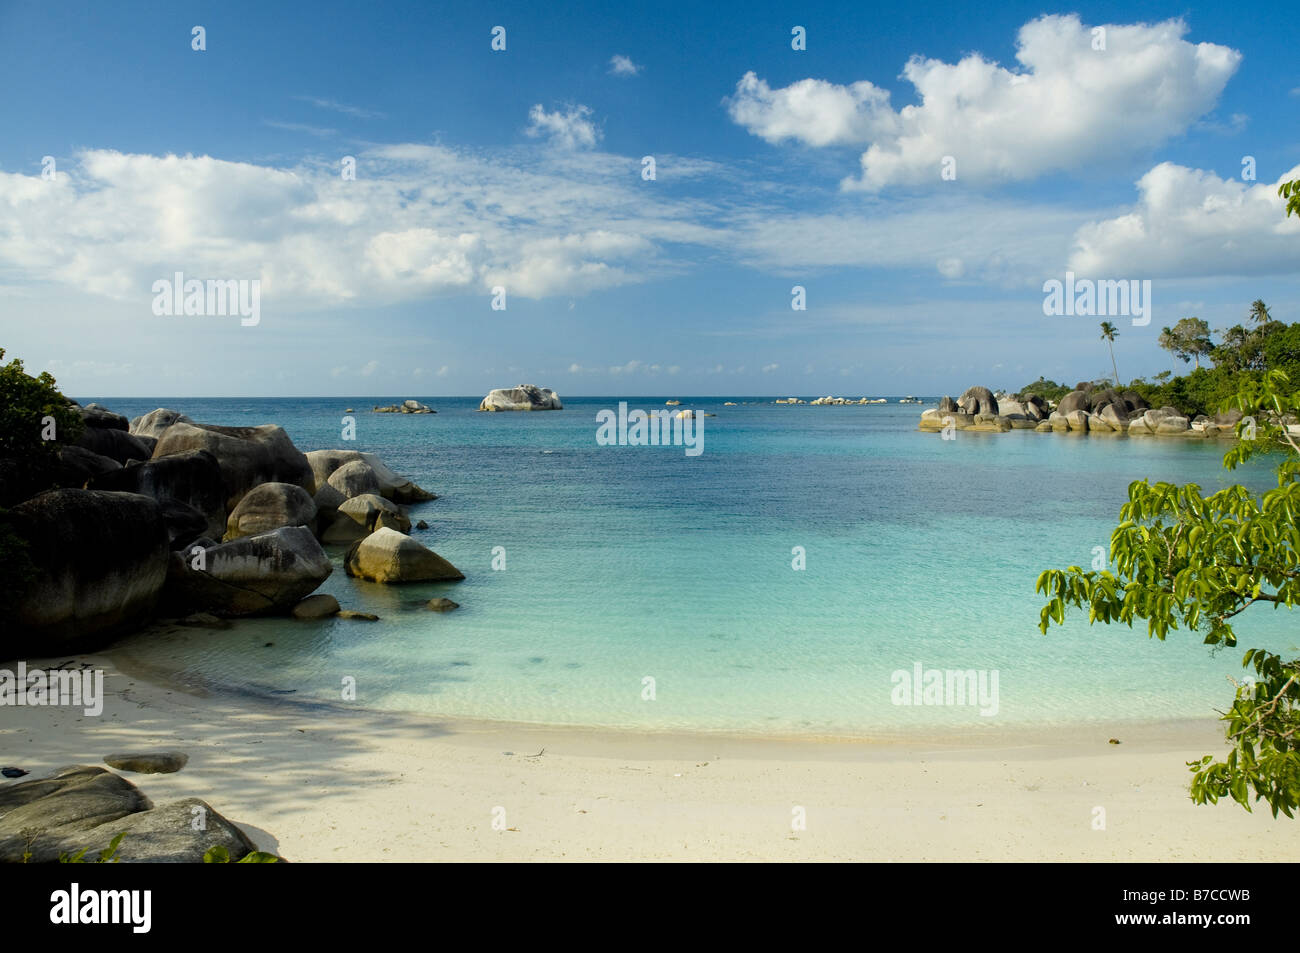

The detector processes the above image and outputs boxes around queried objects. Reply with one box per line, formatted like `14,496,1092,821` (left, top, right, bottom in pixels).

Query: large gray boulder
5,489,169,654
79,403,129,431
74,427,154,465
164,525,332,617
956,386,998,417
937,395,958,413
321,493,410,543
479,385,563,412
0,766,258,863
344,527,464,583
129,408,194,441
224,482,317,541
326,460,381,500
1055,390,1092,416
152,422,313,511
305,450,435,504
89,448,226,540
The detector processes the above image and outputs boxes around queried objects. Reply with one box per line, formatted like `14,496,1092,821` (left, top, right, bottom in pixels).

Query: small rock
426,598,460,612
292,593,341,619
1108,738,1121,745
1,767,28,779
416,520,429,530
180,612,224,626
105,751,189,774
338,610,380,621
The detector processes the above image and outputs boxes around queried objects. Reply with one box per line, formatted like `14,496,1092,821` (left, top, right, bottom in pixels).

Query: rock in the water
5,490,169,653
321,493,410,543
2,767,29,778
338,610,380,621
129,408,194,441
1064,410,1090,432
104,752,188,775
426,598,460,611
164,525,333,617
305,450,435,504
152,422,313,511
89,448,226,540
479,385,563,412
956,386,998,417
937,395,958,413
416,520,429,530
292,594,340,619
374,399,436,414
224,482,317,540
344,527,465,583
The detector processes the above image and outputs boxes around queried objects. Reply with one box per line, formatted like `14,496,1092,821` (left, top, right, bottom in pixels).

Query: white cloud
525,104,601,149
262,120,337,138
727,15,1241,189
437,365,449,376
1068,163,1300,278
293,96,385,119
762,363,779,372
609,55,642,77
0,146,721,306
726,73,896,147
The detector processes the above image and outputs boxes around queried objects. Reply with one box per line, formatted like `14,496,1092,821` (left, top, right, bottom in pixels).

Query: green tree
1099,321,1120,385
0,348,82,455
1249,299,1273,327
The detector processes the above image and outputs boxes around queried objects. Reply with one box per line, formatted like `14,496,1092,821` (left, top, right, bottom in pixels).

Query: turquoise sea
86,396,1300,736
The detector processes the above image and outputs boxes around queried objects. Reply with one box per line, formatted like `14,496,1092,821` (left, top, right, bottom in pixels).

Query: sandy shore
4,650,1299,862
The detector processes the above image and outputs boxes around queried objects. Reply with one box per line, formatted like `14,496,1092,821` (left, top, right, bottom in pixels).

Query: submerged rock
291,594,340,619
306,450,435,504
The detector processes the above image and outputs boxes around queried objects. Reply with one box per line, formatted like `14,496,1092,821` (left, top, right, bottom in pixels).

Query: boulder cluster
2,401,461,658
479,385,562,412
373,399,435,414
919,383,1244,437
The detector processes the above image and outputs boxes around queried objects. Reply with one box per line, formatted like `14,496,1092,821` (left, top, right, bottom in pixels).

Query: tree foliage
0,347,82,456
1036,370,1300,816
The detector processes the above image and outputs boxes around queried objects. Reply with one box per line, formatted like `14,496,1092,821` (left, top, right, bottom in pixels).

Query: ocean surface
87,395,1300,736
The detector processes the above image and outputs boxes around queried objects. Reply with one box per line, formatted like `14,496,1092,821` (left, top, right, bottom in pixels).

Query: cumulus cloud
609,55,642,76
525,104,601,149
1068,162,1300,278
727,15,1241,189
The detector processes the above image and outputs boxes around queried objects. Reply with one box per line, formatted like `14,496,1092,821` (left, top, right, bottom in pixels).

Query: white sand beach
4,650,1298,863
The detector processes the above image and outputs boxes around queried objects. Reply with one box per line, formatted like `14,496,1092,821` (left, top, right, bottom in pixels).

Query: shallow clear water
93,396,1300,735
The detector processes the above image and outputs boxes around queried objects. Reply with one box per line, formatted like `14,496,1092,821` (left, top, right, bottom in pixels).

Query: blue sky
0,0,1297,397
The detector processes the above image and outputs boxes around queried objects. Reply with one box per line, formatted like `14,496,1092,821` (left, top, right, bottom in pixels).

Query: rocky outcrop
74,427,154,465
152,422,313,511
224,482,317,540
89,449,226,540
305,450,434,504
344,527,464,583
373,399,435,414
937,396,958,413
479,385,563,412
164,525,332,617
0,765,258,863
5,489,169,654
957,386,998,417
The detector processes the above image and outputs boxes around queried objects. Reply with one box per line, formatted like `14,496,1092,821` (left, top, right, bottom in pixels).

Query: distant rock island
479,385,563,412
918,383,1243,437
373,399,434,414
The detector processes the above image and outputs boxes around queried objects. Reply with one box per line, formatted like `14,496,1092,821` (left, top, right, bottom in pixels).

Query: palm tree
1099,321,1120,385
1249,299,1273,326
